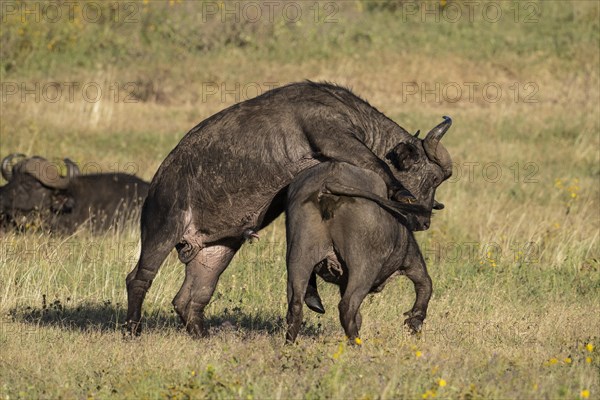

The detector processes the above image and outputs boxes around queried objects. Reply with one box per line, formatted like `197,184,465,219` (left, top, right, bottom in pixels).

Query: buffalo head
0,154,80,216
385,116,453,230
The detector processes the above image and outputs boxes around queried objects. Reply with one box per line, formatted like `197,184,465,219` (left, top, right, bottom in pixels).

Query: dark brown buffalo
284,160,451,343
125,81,452,336
0,154,149,234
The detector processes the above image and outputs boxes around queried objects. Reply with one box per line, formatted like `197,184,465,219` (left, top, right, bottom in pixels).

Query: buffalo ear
386,142,420,171
51,193,75,213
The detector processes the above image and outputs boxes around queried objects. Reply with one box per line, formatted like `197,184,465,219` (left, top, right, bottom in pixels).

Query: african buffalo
284,160,451,343
0,154,149,234
125,81,452,336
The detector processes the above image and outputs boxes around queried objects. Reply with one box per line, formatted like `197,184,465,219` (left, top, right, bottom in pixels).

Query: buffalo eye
51,193,75,213
386,142,420,171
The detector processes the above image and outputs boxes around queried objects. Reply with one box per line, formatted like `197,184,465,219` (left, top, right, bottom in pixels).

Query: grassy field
1,1,599,398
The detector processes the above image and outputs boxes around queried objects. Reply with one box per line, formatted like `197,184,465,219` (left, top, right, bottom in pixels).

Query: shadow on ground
7,298,322,338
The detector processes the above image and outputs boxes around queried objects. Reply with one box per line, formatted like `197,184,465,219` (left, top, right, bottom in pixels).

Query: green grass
1,224,598,399
1,1,599,399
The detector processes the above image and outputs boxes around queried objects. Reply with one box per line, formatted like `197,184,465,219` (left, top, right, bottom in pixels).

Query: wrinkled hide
125,81,452,337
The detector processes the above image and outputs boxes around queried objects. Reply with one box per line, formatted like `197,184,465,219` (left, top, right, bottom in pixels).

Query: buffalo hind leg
125,238,177,335
285,261,314,343
338,271,372,344
402,244,432,333
172,241,241,337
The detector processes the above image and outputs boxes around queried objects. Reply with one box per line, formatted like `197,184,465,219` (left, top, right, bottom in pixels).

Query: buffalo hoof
304,295,326,314
403,310,425,334
186,320,208,338
347,337,363,346
243,229,260,243
285,334,297,345
123,320,142,337
404,316,424,334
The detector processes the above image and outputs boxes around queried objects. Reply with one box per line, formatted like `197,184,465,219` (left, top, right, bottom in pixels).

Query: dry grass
1,1,599,399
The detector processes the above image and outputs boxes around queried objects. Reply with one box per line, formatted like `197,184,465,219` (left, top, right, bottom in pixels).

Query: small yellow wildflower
554,178,563,188
415,350,423,358
191,370,196,376
355,337,363,345
422,389,436,399
548,357,559,365
586,343,594,352
586,357,592,364
437,379,447,387
564,357,572,364
533,383,538,391
333,342,345,360
580,389,590,399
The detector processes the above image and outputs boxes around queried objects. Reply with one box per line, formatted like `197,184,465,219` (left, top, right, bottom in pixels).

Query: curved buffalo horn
19,157,70,189
423,116,453,174
424,116,452,152
63,158,81,179
413,130,420,138
1,153,27,181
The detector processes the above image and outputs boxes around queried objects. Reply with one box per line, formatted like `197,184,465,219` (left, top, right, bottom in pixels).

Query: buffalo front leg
304,128,416,202
172,243,240,337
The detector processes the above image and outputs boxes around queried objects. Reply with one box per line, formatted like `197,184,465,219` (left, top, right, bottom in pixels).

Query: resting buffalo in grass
125,81,452,337
0,154,149,234
285,160,452,343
